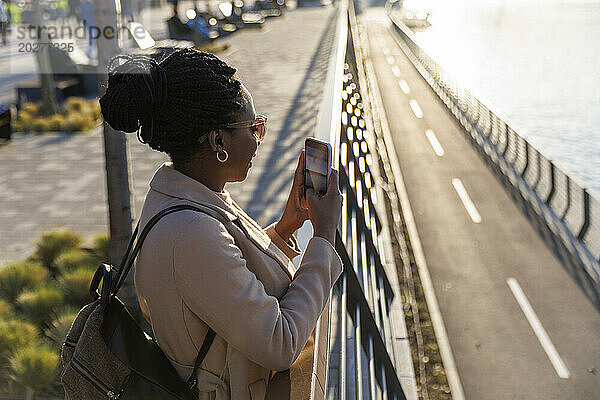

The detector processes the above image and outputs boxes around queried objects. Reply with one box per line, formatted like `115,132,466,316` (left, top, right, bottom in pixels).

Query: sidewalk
0,4,338,263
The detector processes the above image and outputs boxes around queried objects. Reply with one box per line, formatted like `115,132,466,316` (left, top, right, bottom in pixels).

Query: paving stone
0,4,338,263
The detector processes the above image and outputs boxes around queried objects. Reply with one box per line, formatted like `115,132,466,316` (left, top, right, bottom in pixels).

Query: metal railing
308,0,411,399
387,12,600,285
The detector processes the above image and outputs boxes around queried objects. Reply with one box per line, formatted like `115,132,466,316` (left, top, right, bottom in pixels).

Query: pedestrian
79,0,95,58
0,0,10,46
99,49,343,400
68,0,81,23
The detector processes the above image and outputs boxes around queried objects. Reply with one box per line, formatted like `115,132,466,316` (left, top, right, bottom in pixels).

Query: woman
99,49,343,400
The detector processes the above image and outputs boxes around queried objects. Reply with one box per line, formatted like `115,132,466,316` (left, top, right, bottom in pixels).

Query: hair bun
100,55,168,133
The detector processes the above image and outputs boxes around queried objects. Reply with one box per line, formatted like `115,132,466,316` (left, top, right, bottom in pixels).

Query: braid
100,49,245,163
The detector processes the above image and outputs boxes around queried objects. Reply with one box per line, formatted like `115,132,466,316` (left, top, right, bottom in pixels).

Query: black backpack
60,204,226,399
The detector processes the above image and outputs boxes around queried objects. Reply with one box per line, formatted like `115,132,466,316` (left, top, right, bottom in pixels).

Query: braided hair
99,49,245,163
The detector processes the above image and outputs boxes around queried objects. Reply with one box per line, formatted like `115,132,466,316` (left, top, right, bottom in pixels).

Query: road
363,8,600,400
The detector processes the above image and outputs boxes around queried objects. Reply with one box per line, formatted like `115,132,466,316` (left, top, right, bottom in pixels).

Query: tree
9,343,59,400
32,0,58,115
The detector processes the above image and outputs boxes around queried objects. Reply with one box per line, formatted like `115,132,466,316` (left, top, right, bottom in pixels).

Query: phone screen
305,140,330,196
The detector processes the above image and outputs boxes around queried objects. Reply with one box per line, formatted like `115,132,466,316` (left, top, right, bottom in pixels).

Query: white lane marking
451,178,482,223
392,65,401,77
364,57,467,400
507,278,571,379
383,47,390,56
399,79,410,94
409,99,423,118
386,56,395,65
425,129,445,156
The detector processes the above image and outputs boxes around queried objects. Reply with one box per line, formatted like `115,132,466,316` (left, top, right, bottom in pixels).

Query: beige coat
134,163,343,400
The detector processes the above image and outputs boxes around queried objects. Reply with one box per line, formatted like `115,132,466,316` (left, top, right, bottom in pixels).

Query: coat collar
149,162,239,222
149,163,295,281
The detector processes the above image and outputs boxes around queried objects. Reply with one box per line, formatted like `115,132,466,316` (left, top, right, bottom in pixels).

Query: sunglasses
226,114,268,142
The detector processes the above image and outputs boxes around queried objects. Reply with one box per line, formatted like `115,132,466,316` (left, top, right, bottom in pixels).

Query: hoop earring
217,149,229,163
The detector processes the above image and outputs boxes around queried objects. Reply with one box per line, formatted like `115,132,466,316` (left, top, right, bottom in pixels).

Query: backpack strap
111,203,231,394
112,203,230,294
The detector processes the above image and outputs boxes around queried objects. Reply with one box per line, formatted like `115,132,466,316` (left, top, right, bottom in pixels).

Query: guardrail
307,0,412,399
387,11,600,288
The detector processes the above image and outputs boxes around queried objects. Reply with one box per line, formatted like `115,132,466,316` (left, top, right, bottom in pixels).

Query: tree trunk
24,387,34,400
33,0,58,116
95,0,148,331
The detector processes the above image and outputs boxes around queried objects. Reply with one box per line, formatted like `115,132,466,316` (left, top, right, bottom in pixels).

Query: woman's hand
275,150,309,241
305,169,342,245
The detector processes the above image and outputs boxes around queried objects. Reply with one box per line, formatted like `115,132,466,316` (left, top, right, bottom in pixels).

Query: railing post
532,150,542,189
502,122,509,156
521,142,530,177
577,190,591,240
546,163,556,204
561,177,571,220
355,303,364,400
340,274,347,400
511,129,519,164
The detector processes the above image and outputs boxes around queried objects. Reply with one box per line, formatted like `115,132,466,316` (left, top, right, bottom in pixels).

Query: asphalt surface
362,8,600,400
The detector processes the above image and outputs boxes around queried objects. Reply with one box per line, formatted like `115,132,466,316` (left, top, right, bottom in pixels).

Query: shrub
0,319,39,365
55,249,98,274
47,114,66,131
61,267,95,308
12,120,24,132
31,117,50,132
64,112,90,132
16,98,101,134
17,111,33,131
21,103,38,115
0,261,48,303
9,343,59,393
0,299,13,320
16,287,64,330
92,233,110,261
65,97,85,113
45,308,79,347
90,100,102,120
34,230,81,274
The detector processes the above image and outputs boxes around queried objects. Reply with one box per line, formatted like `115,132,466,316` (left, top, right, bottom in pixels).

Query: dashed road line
392,65,401,77
425,129,445,156
409,99,423,118
452,178,482,223
383,47,390,56
386,55,395,65
507,278,571,379
399,79,410,94
364,53,466,400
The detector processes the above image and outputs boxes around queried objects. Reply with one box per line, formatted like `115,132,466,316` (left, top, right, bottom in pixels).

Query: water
401,0,600,196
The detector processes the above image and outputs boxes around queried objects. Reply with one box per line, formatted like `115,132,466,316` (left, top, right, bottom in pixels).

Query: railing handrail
308,1,349,398
307,1,415,399
315,0,349,148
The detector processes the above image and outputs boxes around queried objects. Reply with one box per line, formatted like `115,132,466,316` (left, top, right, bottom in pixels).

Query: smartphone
304,137,332,197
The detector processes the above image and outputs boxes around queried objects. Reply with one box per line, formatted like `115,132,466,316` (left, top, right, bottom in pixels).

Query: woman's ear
207,130,224,152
